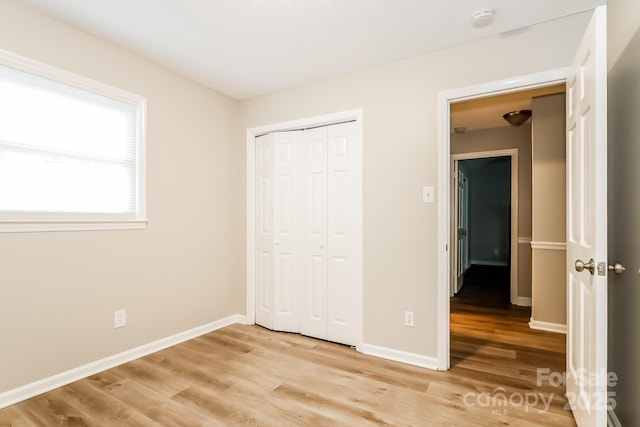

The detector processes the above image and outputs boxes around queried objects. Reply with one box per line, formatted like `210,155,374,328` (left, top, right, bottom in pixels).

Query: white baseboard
0,314,248,410
608,408,622,427
529,318,567,334
515,297,532,307
360,343,439,371
470,260,509,267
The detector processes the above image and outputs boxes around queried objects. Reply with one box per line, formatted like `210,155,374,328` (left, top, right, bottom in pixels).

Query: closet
255,121,357,346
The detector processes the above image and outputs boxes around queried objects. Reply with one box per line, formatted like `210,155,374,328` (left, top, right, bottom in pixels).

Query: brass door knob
608,262,626,275
575,259,596,275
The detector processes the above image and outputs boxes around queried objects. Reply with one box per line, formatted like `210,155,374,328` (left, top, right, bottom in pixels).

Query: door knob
608,262,626,275
575,258,596,275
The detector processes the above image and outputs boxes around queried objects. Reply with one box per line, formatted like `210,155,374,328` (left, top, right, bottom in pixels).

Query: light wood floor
0,275,573,426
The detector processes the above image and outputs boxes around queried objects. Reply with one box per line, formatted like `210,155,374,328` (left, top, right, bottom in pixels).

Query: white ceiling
450,84,566,132
16,0,604,100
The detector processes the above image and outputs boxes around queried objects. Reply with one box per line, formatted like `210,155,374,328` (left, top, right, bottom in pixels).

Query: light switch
423,186,434,203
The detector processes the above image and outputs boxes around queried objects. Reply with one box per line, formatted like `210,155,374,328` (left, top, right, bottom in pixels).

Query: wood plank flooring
449,265,572,426
0,268,573,426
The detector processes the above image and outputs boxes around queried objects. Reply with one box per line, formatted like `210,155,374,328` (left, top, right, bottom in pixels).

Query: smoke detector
472,9,495,28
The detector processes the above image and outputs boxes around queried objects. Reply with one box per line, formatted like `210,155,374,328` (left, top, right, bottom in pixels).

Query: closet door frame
246,109,363,351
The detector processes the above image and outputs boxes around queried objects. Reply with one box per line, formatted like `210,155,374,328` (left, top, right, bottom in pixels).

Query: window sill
0,219,148,233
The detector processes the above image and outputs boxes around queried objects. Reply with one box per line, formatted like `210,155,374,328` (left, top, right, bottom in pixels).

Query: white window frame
0,49,147,233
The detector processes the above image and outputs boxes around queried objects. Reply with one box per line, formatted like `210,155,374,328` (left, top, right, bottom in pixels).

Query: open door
565,6,608,427
454,165,469,293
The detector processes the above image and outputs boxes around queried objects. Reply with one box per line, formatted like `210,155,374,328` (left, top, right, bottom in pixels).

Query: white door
456,167,469,293
451,161,470,295
272,130,303,332
255,133,274,329
462,173,470,272
255,131,303,333
565,6,607,427
300,126,329,340
256,122,357,346
326,122,357,345
300,122,357,345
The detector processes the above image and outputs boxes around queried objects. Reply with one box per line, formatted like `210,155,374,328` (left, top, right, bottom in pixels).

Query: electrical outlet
114,309,127,328
404,311,415,327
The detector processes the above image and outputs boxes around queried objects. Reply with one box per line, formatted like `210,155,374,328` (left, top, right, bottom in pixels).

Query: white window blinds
0,50,146,231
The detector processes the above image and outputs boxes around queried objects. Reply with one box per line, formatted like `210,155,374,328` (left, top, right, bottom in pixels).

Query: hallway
450,265,573,425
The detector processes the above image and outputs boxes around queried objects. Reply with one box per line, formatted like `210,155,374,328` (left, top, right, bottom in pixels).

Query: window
0,49,146,232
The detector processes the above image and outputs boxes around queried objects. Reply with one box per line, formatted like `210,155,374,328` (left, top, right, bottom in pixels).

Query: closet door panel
300,127,328,339
272,131,303,332
255,134,274,329
327,122,357,345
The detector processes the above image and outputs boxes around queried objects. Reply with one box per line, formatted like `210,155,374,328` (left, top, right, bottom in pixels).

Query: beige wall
608,0,640,69
241,12,591,356
607,0,640,424
0,0,598,396
531,93,567,325
530,251,567,325
0,1,244,392
451,126,533,299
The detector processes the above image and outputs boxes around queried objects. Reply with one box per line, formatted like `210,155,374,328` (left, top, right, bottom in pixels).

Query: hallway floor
450,264,574,425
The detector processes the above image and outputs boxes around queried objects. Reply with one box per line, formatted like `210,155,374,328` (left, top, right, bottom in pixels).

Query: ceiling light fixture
472,9,496,28
503,110,532,126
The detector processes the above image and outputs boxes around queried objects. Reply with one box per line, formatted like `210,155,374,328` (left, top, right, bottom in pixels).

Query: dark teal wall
608,23,640,427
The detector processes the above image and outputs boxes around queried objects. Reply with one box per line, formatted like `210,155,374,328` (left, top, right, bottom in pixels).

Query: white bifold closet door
255,122,357,346
255,129,303,333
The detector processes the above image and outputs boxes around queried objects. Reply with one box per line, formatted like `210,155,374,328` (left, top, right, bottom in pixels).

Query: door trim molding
437,68,569,370
246,109,364,351
451,149,519,305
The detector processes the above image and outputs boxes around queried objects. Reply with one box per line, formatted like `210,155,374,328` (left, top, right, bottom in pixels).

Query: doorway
436,69,569,370
451,151,518,304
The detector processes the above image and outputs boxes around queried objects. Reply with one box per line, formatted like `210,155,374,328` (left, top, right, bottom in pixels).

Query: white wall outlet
404,311,415,327
422,186,434,203
114,309,127,328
